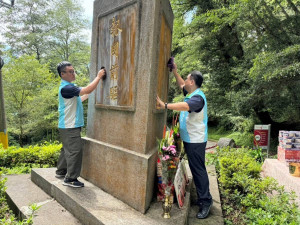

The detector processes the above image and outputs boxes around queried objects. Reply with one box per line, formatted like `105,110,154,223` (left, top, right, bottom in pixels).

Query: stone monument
81,0,173,213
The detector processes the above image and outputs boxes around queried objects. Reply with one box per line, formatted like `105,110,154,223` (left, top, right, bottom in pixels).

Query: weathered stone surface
82,0,174,213
81,137,157,213
30,168,190,225
217,138,236,148
5,163,223,224
5,174,81,224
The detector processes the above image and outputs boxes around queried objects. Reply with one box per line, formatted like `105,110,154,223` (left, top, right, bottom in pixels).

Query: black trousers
184,141,212,206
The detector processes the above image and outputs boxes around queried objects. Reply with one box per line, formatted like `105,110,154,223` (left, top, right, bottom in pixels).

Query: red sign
254,125,270,149
254,129,269,146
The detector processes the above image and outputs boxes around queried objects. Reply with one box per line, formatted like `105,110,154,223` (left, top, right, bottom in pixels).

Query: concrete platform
188,166,224,225
5,174,81,225
5,164,222,224
262,159,300,206
31,167,190,225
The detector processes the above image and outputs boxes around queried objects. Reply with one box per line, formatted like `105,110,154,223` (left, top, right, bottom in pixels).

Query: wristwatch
165,103,168,109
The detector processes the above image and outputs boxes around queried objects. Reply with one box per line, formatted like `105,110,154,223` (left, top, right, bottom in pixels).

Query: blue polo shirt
58,80,84,128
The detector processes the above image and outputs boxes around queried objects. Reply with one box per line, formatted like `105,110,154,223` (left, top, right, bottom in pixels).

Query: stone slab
5,174,81,224
31,168,190,225
188,165,224,225
262,159,300,206
81,137,156,213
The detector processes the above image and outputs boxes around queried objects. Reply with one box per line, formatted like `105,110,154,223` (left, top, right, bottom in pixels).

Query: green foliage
2,55,59,146
227,132,253,147
208,127,233,141
0,142,61,168
205,152,218,166
170,0,300,138
1,0,91,70
208,126,253,147
0,0,54,61
0,0,91,146
45,0,91,73
0,142,59,223
216,147,300,225
218,147,261,192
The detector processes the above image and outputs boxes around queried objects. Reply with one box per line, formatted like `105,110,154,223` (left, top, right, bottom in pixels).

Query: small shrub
216,147,300,225
0,142,61,169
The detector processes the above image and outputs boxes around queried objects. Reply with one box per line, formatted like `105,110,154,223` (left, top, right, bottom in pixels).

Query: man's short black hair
190,71,203,88
57,61,72,77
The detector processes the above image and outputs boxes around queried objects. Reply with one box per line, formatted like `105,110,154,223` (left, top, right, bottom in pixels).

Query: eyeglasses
62,70,75,74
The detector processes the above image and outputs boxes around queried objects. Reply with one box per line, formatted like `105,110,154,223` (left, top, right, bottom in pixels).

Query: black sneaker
63,178,84,188
55,170,67,178
197,201,213,219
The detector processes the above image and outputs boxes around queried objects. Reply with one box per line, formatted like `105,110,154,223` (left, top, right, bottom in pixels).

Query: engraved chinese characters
96,5,137,109
109,17,122,103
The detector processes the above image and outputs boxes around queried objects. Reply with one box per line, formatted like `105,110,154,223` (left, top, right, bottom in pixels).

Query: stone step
5,174,81,225
188,165,223,225
31,168,190,225
5,165,223,225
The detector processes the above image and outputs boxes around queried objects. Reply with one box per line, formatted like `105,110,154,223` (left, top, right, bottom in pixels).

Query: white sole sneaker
62,181,84,188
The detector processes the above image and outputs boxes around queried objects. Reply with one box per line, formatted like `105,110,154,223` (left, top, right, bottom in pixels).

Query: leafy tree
0,0,53,61
1,0,91,145
46,0,91,75
1,0,91,75
2,55,58,146
170,0,300,138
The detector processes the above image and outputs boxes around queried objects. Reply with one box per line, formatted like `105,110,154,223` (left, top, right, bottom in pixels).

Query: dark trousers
56,128,82,180
184,141,212,206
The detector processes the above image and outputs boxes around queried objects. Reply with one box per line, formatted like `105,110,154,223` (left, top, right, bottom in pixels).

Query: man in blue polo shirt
55,61,106,188
157,62,213,219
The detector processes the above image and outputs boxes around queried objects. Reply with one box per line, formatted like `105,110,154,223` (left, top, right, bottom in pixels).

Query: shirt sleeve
61,85,81,99
186,95,205,113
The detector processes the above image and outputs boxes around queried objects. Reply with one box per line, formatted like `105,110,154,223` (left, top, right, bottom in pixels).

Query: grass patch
216,147,300,224
208,127,253,147
208,127,233,141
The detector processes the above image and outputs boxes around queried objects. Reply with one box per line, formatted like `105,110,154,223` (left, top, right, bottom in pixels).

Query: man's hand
156,95,165,109
97,68,106,79
80,68,105,95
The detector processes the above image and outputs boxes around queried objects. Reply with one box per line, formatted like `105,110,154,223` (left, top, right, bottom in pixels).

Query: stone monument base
5,165,224,224
31,168,190,224
80,137,157,213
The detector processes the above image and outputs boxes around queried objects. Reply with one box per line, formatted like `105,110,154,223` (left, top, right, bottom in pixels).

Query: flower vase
162,194,172,218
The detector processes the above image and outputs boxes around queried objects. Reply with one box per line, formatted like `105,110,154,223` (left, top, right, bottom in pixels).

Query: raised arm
80,69,106,95
173,63,185,89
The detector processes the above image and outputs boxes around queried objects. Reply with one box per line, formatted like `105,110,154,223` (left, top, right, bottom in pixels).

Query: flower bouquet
172,114,183,158
157,120,181,202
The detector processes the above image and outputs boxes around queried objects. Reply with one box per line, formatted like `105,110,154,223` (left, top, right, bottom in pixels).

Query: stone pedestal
81,0,173,213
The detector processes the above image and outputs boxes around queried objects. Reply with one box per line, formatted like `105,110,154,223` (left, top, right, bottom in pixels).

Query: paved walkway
206,140,218,152
188,166,223,225
188,140,223,224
